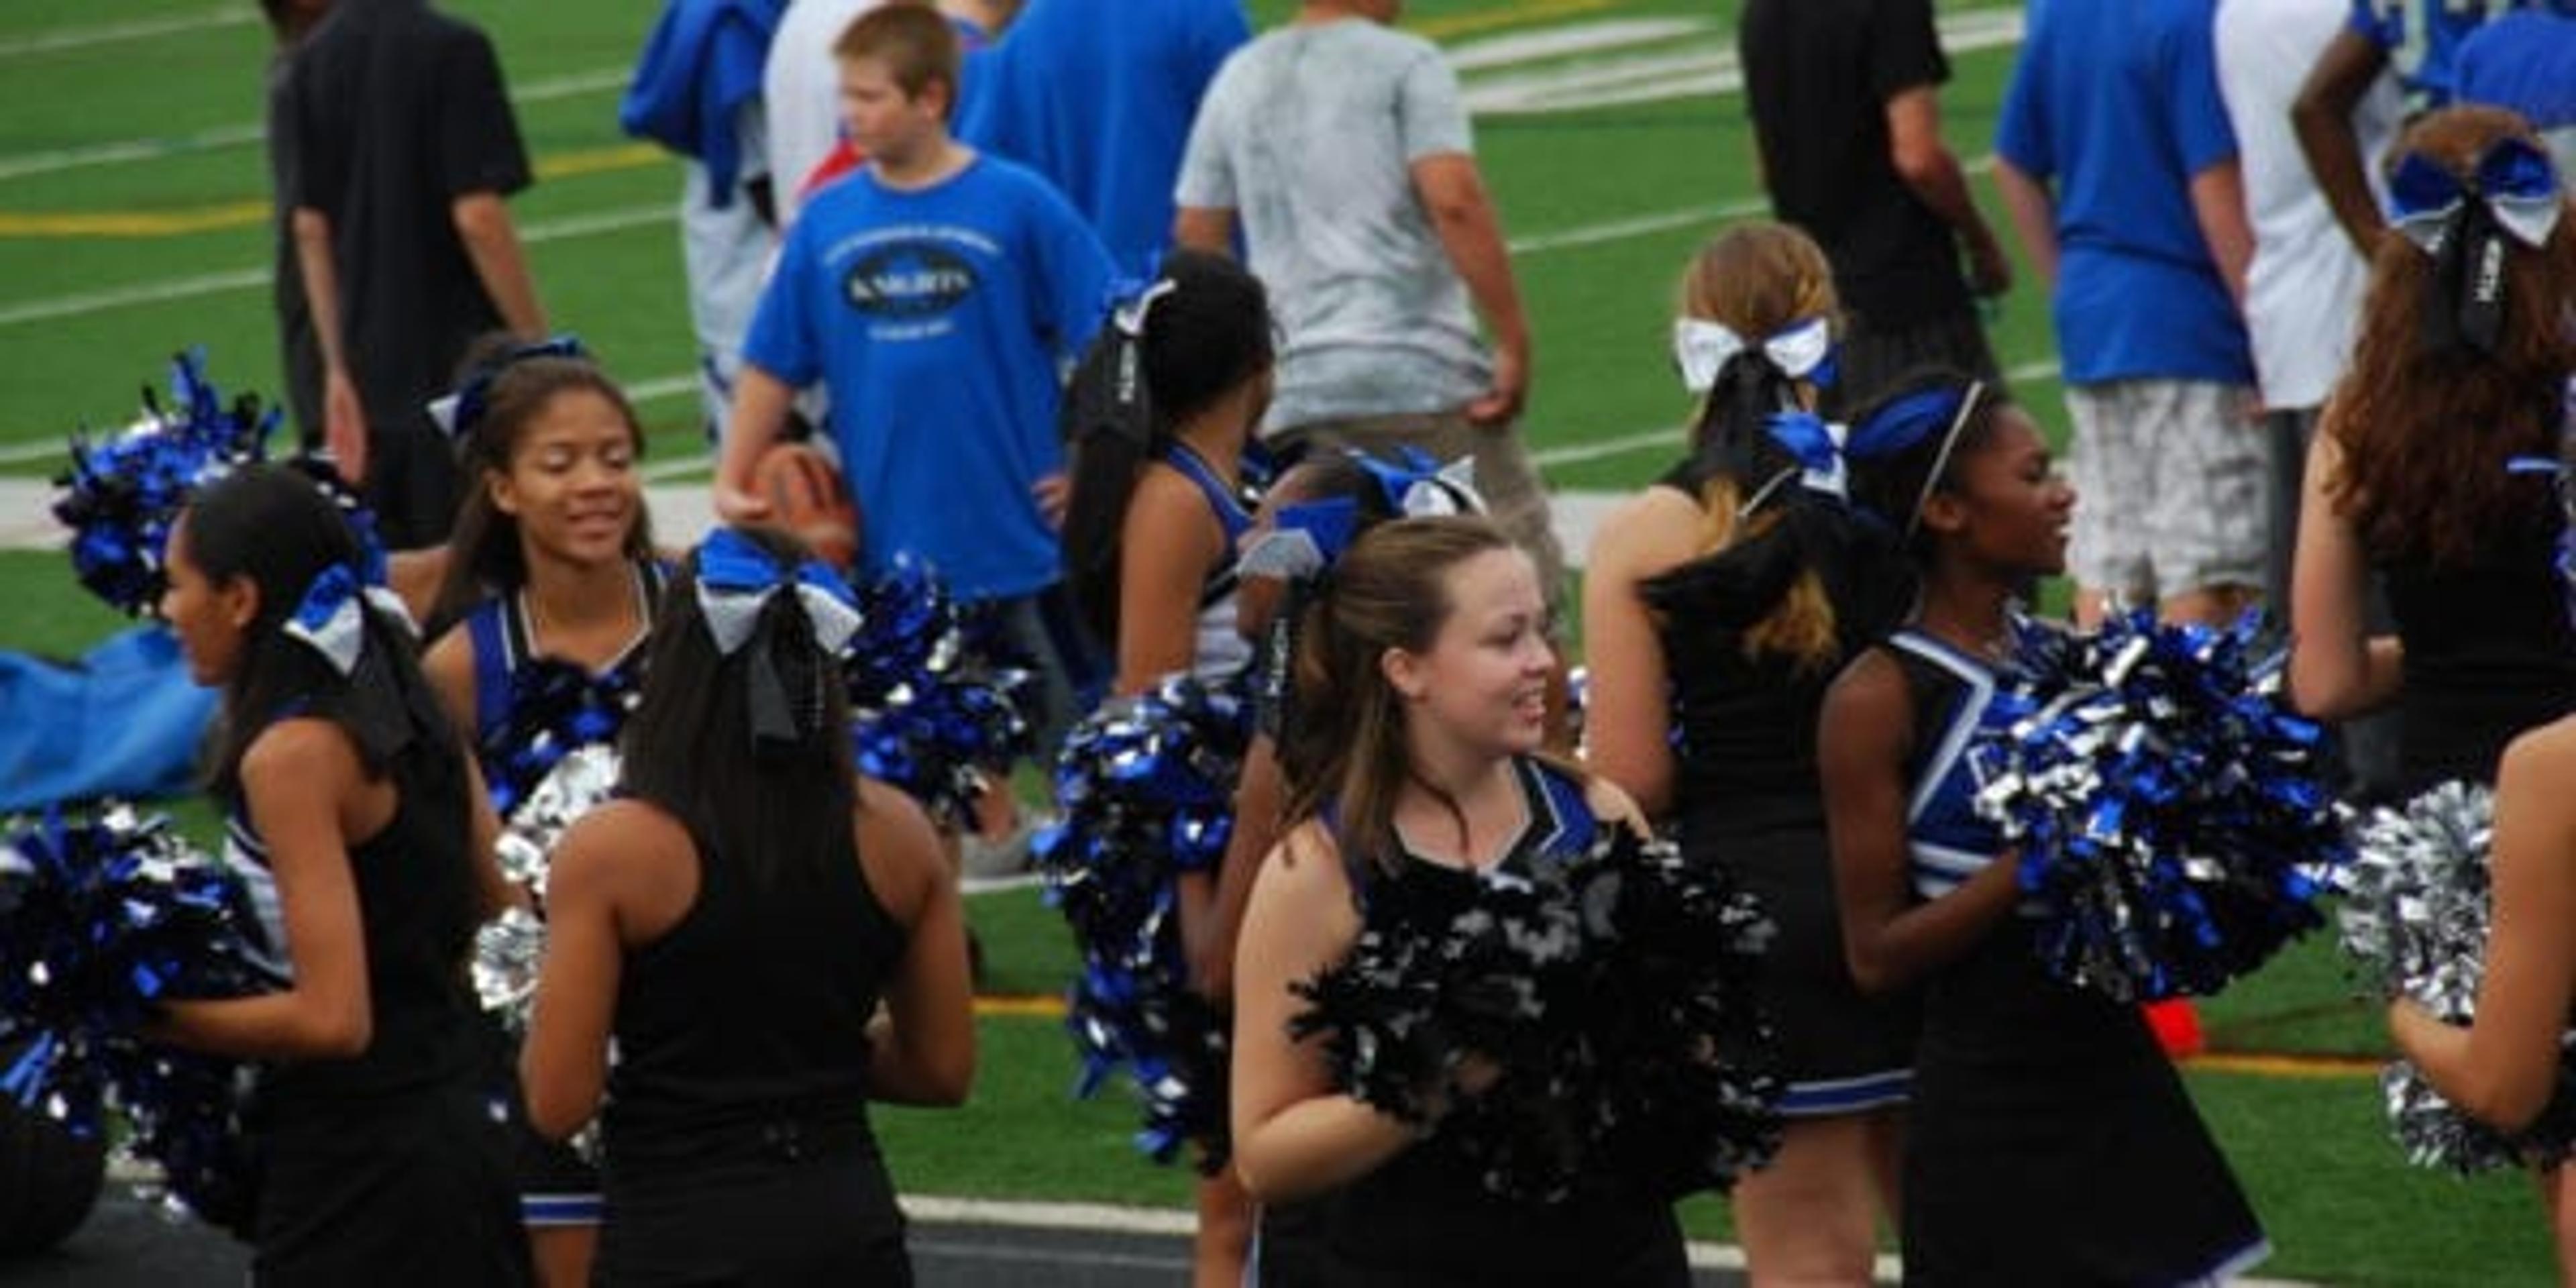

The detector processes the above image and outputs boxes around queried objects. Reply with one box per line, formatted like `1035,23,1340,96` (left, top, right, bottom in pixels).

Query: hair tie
280,563,413,676
1238,496,1361,584
1672,315,1837,394
426,335,589,442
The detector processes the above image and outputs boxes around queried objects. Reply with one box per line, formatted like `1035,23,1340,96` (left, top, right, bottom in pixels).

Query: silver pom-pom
2341,781,2576,1172
492,745,621,894
476,746,620,1028
472,906,548,1026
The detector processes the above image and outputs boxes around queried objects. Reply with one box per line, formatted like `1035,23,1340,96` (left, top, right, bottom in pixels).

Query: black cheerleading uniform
223,718,532,1286
2378,488,2576,792
1883,629,2267,1287
593,817,910,1286
1644,458,1918,1117
1288,757,1688,1288
460,559,664,1228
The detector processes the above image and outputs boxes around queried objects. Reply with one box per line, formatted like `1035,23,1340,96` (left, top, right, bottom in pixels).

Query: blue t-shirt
955,0,1250,276
2347,0,2522,105
1994,0,2252,385
2456,9,2576,127
743,155,1116,599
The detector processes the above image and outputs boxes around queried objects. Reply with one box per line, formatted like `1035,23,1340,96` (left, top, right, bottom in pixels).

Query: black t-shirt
266,52,323,443
1738,0,1969,332
287,0,531,434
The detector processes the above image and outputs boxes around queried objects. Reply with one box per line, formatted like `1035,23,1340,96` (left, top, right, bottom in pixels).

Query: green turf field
0,1,2557,1281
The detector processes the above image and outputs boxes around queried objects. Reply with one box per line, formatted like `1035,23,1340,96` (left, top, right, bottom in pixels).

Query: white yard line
0,66,634,184
1445,16,1709,72
1464,8,2025,115
0,6,253,60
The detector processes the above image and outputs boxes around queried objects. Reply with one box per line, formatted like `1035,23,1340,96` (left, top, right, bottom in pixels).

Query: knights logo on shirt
843,243,979,319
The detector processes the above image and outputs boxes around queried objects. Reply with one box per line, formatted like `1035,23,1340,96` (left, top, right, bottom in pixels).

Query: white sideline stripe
1464,7,2025,115
1446,17,1709,72
0,66,633,184
0,6,254,60
0,201,671,332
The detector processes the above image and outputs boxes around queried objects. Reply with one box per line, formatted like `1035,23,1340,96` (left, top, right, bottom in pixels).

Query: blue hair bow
694,527,863,657
1237,496,1360,583
1673,315,1837,394
1765,386,1970,504
425,335,589,441
281,564,413,676
1354,447,1483,519
2388,136,2563,254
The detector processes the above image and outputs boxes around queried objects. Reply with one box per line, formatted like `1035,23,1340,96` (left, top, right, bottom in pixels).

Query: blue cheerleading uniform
457,559,665,1230
1882,628,2267,1287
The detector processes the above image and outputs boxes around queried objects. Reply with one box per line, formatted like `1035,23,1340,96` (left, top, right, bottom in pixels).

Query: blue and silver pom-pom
1291,825,1779,1202
1034,675,1253,1169
52,350,385,615
474,743,624,1031
1970,610,2349,1002
0,805,272,1229
2341,782,2576,1172
481,659,641,822
53,351,274,615
843,559,1037,827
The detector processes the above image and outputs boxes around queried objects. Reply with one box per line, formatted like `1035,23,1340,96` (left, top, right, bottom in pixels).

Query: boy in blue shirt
1993,0,2259,629
715,1,1116,753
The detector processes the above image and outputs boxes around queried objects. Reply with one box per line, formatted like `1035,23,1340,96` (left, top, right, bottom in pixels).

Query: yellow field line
0,142,665,239
975,993,1069,1019
968,989,2388,1081
2186,1051,2382,1080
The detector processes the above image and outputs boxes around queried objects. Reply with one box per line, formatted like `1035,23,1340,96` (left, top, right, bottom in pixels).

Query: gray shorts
2065,379,2267,602
1268,409,1569,621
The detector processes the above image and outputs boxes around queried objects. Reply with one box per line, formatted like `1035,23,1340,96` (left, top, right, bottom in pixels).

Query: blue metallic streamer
1969,609,2350,1002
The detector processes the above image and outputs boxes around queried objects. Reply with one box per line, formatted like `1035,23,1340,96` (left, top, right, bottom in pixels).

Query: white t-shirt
764,0,881,231
2214,0,2401,413
1175,19,1491,434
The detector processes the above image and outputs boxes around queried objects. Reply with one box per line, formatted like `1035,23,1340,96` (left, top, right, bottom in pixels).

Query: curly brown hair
2324,106,2576,568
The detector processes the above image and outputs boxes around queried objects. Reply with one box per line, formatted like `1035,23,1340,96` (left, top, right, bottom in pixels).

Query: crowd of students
118,0,2576,1284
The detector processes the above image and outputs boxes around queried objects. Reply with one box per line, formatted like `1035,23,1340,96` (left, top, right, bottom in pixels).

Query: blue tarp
0,626,216,812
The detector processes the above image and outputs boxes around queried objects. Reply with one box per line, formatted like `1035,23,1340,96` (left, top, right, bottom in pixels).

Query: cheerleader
1232,516,1687,1286
153,464,531,1285
2289,105,2576,792
2293,107,2576,1263
417,338,658,1285
1060,248,1271,1285
1585,223,1914,1282
1819,374,2267,1283
519,526,973,1285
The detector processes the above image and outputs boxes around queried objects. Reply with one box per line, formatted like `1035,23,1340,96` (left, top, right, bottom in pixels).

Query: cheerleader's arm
2288,425,2401,718
156,720,376,1060
1580,488,1701,818
2392,720,2576,1132
519,804,645,1140
1230,824,1417,1203
1821,651,2020,996
857,779,976,1108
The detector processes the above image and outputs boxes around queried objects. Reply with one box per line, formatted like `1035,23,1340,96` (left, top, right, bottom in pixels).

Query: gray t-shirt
1176,19,1491,433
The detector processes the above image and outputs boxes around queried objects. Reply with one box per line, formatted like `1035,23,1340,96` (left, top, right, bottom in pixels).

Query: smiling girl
417,338,659,1287
1821,374,2267,1283
1230,516,1686,1285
